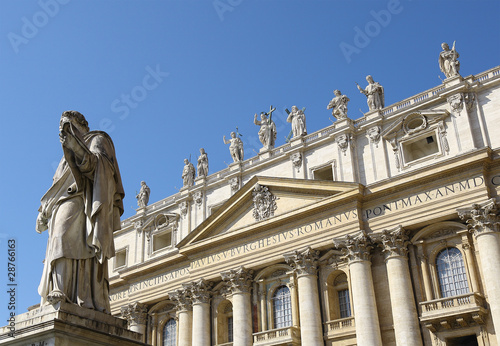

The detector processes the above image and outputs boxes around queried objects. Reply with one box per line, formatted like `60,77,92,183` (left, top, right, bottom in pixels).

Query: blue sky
0,0,499,316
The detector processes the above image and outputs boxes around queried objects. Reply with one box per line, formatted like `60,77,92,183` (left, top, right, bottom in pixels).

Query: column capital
283,247,319,277
221,266,254,294
120,301,148,326
189,278,213,304
169,287,192,312
334,230,374,263
458,198,500,238
378,226,410,260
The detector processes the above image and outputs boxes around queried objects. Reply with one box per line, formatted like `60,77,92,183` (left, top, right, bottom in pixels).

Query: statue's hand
36,212,48,234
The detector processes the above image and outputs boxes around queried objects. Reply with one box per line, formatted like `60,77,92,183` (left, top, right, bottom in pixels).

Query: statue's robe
38,130,124,313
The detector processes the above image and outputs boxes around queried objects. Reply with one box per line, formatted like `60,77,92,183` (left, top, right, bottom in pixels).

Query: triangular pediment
177,176,362,250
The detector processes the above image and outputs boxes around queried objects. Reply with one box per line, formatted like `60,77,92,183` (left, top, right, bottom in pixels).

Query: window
227,316,233,342
402,132,439,163
272,286,292,329
114,248,127,269
338,289,351,318
153,230,172,252
162,318,176,346
436,247,469,298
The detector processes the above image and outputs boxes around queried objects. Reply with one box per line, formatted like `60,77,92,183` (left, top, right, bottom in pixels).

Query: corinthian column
284,247,323,346
189,279,212,346
334,230,382,346
458,199,500,345
169,288,192,346
379,227,422,346
120,301,148,338
221,266,254,346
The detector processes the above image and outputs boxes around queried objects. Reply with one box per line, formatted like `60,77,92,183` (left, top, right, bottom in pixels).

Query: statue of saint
136,181,150,208
286,106,307,138
439,42,460,78
182,159,195,187
254,108,277,148
197,148,209,177
357,75,385,111
36,110,124,313
223,132,244,163
327,90,350,119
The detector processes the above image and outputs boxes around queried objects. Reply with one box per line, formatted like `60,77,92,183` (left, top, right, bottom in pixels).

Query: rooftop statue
36,110,124,313
286,105,307,138
439,42,460,78
197,148,209,177
223,131,244,163
254,105,277,149
136,181,150,208
182,159,195,187
356,75,385,111
327,90,350,119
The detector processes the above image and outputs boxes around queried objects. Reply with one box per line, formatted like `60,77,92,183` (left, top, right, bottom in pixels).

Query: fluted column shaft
459,200,500,345
284,247,323,346
190,279,212,346
335,231,382,346
222,267,254,346
380,228,422,346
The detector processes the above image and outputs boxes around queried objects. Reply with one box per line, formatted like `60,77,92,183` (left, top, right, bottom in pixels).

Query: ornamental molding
283,247,319,277
193,191,203,208
230,177,240,193
252,184,278,222
334,230,374,263
179,201,188,217
378,226,410,259
221,266,254,294
120,302,148,326
366,125,381,147
457,198,500,238
335,134,350,156
290,152,302,172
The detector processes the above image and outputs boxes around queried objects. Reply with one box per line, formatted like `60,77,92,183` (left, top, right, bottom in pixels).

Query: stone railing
253,326,301,345
216,343,233,346
324,317,356,339
420,292,486,322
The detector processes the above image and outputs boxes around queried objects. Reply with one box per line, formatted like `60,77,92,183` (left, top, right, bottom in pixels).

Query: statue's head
230,131,236,138
260,112,267,120
334,89,341,96
141,181,146,186
184,159,189,164
366,75,374,83
60,110,89,134
200,148,205,154
441,42,449,50
291,105,298,112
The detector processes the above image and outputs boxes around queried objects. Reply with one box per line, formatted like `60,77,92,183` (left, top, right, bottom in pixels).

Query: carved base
0,302,146,345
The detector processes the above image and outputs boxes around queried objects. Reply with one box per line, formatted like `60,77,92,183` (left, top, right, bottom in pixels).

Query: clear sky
0,0,499,316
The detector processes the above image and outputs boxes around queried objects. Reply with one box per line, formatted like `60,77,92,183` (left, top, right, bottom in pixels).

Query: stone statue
35,110,124,313
439,42,460,78
182,159,195,187
223,132,244,163
197,148,209,177
286,106,307,138
136,181,150,208
327,90,350,119
356,75,385,111
254,107,277,148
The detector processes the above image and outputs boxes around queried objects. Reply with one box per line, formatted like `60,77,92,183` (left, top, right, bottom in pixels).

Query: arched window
163,318,176,346
272,285,292,329
334,273,351,318
436,247,469,298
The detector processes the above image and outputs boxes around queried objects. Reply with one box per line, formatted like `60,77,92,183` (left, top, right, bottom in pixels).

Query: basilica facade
111,64,500,346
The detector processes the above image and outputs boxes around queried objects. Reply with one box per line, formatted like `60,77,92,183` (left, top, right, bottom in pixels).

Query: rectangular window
402,132,439,164
338,289,351,318
152,230,172,252
114,248,127,270
227,316,233,342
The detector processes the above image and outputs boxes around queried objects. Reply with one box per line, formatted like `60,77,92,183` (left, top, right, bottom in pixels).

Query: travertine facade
110,65,500,346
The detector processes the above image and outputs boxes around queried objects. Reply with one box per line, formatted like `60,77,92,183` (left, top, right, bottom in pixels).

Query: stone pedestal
0,302,146,346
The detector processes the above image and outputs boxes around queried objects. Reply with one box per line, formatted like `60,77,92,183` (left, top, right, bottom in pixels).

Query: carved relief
438,121,450,153
284,247,319,277
379,226,410,258
179,201,188,217
366,126,381,147
389,139,401,170
134,220,143,233
403,113,427,135
334,230,374,263
335,134,349,156
189,279,213,304
121,302,148,326
169,288,192,312
193,191,203,208
290,153,302,172
230,177,240,193
427,229,457,239
252,184,277,221
464,92,476,112
447,94,464,115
